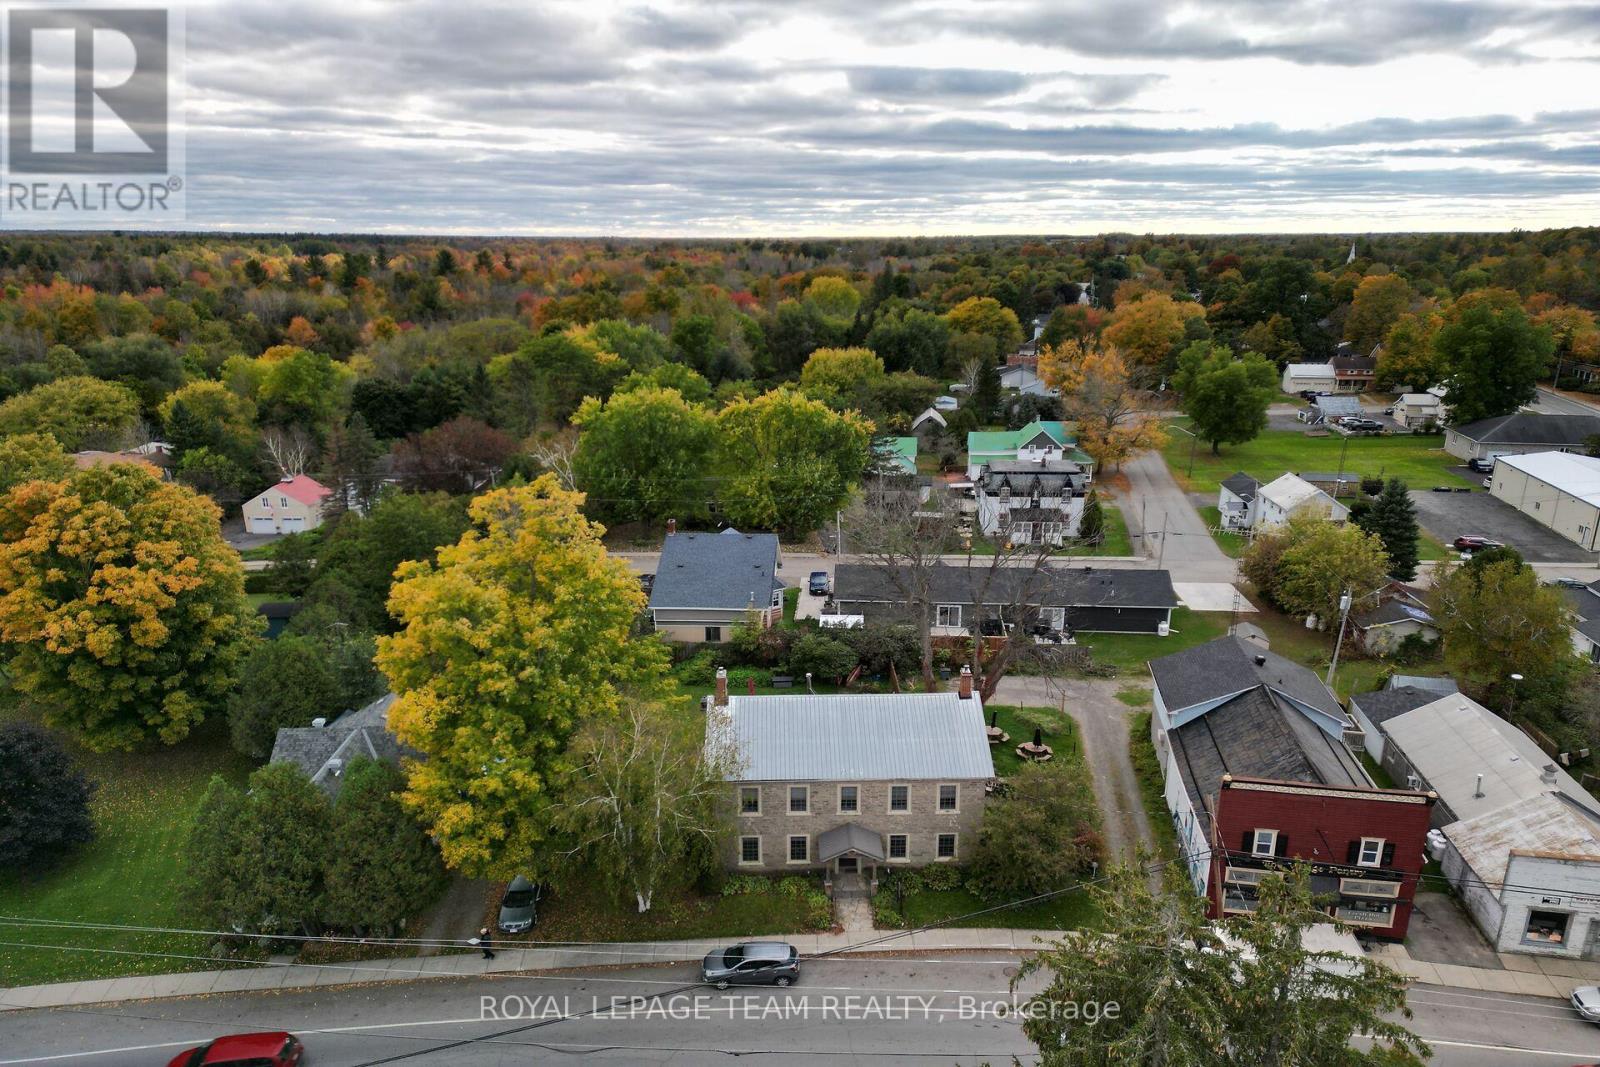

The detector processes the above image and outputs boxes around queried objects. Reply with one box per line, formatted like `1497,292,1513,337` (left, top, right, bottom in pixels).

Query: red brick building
1209,774,1436,939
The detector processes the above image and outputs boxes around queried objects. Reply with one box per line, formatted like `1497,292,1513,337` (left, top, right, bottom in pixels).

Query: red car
166,1032,303,1067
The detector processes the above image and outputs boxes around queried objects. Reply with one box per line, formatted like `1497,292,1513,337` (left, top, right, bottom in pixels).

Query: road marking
1419,1035,1600,1059
0,1040,203,1064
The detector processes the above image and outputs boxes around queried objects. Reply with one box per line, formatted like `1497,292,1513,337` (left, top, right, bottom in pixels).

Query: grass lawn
1160,423,1471,496
984,705,1081,777
532,877,833,943
1196,505,1247,558
1077,607,1232,675
890,884,1101,931
1128,711,1180,860
0,711,258,986
782,587,799,623
1082,504,1134,557
1115,686,1152,707
1417,531,1450,562
1360,752,1395,788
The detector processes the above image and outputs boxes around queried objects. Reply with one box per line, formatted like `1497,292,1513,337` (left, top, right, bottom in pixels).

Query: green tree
83,334,185,416
226,635,342,759
159,380,258,462
489,332,623,431
323,758,447,934
0,721,96,869
614,363,712,405
308,492,470,632
184,775,250,930
1430,556,1576,696
572,386,717,525
1355,478,1420,581
1343,274,1412,354
319,413,385,517
799,346,885,410
230,763,330,935
803,276,862,322
0,375,141,452
1077,488,1105,546
786,632,859,681
0,432,72,492
553,702,729,913
1436,290,1553,424
376,476,671,878
579,318,672,370
1273,517,1390,624
258,347,354,428
0,465,255,751
970,759,1102,900
713,388,870,537
944,296,1023,355
864,307,950,377
1171,342,1277,454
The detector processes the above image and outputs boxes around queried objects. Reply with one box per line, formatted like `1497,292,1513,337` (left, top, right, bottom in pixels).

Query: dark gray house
648,527,783,644
830,563,1179,637
269,693,417,797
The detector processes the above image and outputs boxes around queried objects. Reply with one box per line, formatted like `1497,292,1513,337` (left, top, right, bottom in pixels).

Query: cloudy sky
76,0,1600,232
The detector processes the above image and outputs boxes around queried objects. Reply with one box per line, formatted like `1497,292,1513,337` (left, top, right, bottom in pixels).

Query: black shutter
1346,841,1361,865
1242,831,1253,855
1381,843,1396,868
1275,833,1288,857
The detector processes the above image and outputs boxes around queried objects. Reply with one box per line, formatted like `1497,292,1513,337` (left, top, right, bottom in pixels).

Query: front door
838,857,858,873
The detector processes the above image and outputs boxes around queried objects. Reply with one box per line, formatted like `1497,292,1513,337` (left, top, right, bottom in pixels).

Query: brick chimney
958,665,973,700
714,667,728,707
667,518,677,535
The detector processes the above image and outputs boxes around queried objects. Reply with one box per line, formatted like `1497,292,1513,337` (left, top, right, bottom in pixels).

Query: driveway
991,674,1153,862
1117,449,1236,581
1406,891,1505,970
1409,489,1597,564
221,518,284,552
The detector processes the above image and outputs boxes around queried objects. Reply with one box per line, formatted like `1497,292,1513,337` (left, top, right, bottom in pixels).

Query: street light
1170,422,1200,478
1506,672,1524,720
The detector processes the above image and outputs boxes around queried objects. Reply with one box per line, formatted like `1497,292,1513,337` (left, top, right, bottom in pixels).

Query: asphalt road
1533,387,1600,417
2,961,1594,1066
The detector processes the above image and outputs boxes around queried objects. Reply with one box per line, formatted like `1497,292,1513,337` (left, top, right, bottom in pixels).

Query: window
704,626,722,642
888,834,908,861
739,836,761,865
1357,838,1384,868
1251,829,1278,857
838,785,858,813
1041,522,1062,543
1012,522,1033,543
938,784,959,812
889,785,909,812
936,604,962,628
739,787,760,815
788,786,808,814
279,496,288,507
1523,909,1571,944
936,833,957,860
788,835,809,863
1044,607,1066,632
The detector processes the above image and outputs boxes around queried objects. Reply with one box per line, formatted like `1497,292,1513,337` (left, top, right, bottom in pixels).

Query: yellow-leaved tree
0,463,256,751
1038,341,1167,471
377,475,672,879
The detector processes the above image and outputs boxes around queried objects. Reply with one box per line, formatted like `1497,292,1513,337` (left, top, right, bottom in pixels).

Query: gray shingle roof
721,692,995,781
817,823,886,862
649,530,781,612
1221,472,1259,502
977,460,1086,497
1451,412,1600,446
1169,686,1369,817
833,563,1180,611
1349,685,1445,728
1561,582,1600,647
269,692,417,798
1149,635,1343,720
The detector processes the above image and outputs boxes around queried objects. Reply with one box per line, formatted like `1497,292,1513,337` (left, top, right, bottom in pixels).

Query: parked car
1572,984,1600,1023
1341,418,1384,433
498,875,541,934
701,941,800,989
1452,535,1505,552
638,572,655,595
1467,457,1496,473
167,1032,304,1067
808,571,830,596
1554,577,1590,589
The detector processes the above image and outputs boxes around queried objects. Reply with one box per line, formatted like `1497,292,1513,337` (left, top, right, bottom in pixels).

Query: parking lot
1409,487,1598,564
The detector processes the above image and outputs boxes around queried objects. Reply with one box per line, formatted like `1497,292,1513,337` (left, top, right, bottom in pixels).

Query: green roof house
965,421,1093,479
873,436,918,476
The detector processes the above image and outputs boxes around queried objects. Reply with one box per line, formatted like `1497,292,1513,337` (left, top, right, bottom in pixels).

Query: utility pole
1336,432,1351,496
1156,512,1169,569
835,509,842,556
1325,589,1353,690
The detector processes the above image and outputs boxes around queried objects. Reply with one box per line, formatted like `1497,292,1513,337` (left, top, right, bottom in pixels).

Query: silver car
1574,985,1600,1023
701,941,799,990
497,875,540,934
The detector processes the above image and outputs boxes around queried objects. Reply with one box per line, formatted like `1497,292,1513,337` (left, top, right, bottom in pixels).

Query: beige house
1487,451,1600,552
1391,393,1442,429
1254,473,1350,528
713,669,993,892
243,475,333,535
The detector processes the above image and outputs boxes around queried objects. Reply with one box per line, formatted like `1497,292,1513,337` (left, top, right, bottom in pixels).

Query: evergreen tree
227,636,342,759
320,413,385,517
1077,488,1105,546
323,759,446,934
184,776,249,929
0,722,96,869
229,763,330,935
162,398,216,459
1357,478,1420,581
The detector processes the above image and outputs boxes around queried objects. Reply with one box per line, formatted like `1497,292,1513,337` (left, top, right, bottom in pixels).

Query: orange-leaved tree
1038,341,1166,471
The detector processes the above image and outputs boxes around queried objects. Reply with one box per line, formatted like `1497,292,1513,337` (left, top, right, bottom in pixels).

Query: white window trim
738,836,762,866
1251,829,1278,857
936,604,962,628
787,784,809,815
887,783,911,814
837,784,859,814
786,834,810,865
887,833,910,863
1044,607,1066,631
739,786,761,816
936,832,958,862
937,783,960,814
1357,837,1384,868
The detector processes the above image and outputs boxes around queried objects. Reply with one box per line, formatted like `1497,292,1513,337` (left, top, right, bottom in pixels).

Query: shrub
674,648,721,686
1360,475,1384,496
0,721,96,870
919,863,965,891
786,632,859,682
721,874,771,897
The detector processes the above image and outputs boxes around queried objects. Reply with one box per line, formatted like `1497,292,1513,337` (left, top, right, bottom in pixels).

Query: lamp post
1325,589,1354,690
1506,672,1524,720
1170,422,1200,478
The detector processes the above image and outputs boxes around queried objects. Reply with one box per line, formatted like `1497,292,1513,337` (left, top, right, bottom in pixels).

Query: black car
1467,457,1495,473
638,572,655,595
808,571,830,596
701,941,800,989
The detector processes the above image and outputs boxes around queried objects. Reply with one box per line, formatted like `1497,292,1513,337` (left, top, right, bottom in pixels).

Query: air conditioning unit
1406,774,1421,791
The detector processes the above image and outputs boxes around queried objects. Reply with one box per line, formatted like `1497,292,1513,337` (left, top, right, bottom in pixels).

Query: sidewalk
1369,941,1600,998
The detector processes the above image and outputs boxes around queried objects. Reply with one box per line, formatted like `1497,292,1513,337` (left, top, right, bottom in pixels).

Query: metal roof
648,530,781,611
1444,791,1600,890
720,692,995,782
1494,451,1600,508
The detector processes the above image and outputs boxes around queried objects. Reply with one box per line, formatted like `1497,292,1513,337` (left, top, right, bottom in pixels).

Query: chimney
1254,654,1267,667
958,665,973,700
667,518,677,535
714,667,728,708
1473,773,1484,798
1541,764,1559,785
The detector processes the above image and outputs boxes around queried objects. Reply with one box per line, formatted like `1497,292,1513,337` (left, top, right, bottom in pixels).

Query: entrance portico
818,823,886,894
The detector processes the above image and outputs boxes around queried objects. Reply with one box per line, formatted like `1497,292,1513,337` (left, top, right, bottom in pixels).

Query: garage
1487,451,1600,552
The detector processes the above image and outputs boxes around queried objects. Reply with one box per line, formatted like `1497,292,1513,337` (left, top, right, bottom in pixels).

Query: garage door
283,517,305,532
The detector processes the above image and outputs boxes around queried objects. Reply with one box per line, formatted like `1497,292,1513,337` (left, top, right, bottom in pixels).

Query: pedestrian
478,926,495,960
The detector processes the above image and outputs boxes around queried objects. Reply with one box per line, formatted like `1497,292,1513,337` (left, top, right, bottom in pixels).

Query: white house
1254,473,1350,528
1217,472,1261,531
1391,393,1442,429
974,460,1087,546
1282,363,1337,394
1487,451,1600,552
965,421,1094,481
243,475,334,535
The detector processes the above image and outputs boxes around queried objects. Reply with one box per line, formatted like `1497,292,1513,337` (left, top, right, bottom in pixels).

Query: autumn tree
1430,556,1576,697
0,432,72,493
804,276,862,322
1343,273,1412,354
554,701,732,913
944,296,1024,356
388,416,518,495
376,476,672,878
1171,342,1277,454
0,375,141,452
1038,342,1166,470
1374,310,1442,392
572,386,717,525
1436,290,1554,424
713,388,870,537
0,465,255,751
799,346,885,410
1102,293,1197,381
1239,313,1303,366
